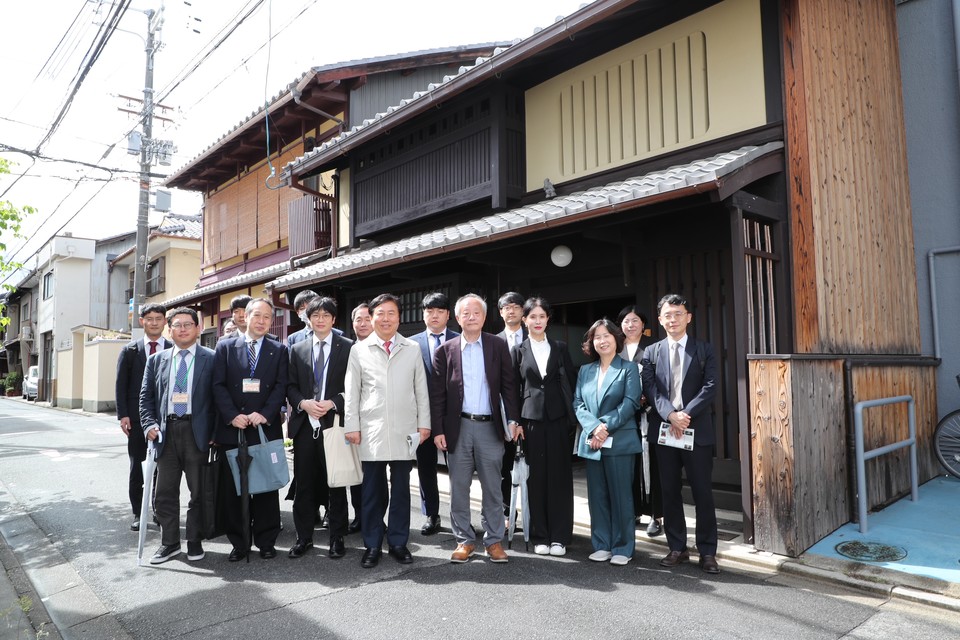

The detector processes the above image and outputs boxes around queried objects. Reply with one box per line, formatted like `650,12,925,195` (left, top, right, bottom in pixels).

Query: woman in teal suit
573,319,642,566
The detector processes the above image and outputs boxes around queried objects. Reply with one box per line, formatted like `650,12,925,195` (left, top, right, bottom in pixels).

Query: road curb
0,479,132,640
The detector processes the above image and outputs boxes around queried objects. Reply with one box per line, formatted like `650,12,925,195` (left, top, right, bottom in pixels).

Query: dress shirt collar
668,334,688,351
375,334,397,348
171,343,197,360
312,332,332,349
460,333,483,350
143,336,165,350
243,333,264,348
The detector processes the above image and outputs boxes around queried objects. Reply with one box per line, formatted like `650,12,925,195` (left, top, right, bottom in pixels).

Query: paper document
406,432,421,456
658,422,694,451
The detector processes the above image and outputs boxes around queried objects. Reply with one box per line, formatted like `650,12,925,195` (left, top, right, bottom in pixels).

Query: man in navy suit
116,302,170,531
286,290,319,347
495,291,528,520
408,292,459,536
640,293,720,575
213,297,290,561
286,297,353,559
140,307,216,564
432,294,521,564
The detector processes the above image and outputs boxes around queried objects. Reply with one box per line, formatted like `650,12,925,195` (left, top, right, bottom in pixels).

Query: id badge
242,378,261,393
172,392,189,405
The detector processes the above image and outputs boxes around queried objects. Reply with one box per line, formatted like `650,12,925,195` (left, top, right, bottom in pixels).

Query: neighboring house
897,0,960,418
161,44,511,347
92,230,137,332
33,234,96,403
267,0,933,557
109,212,202,326
0,271,39,382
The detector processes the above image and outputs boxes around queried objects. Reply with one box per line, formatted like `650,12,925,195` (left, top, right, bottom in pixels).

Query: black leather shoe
130,519,140,532
259,547,277,559
360,547,381,568
347,517,361,534
420,515,441,536
388,545,413,564
228,548,247,562
288,539,314,559
699,554,721,574
659,549,690,568
328,536,346,559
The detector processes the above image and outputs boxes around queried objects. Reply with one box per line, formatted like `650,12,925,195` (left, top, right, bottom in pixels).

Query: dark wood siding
352,88,525,237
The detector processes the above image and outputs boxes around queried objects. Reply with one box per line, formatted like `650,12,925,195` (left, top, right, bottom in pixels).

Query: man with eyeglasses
495,291,527,524
140,308,216,564
116,302,170,532
213,297,290,561
640,293,720,575
286,297,353,559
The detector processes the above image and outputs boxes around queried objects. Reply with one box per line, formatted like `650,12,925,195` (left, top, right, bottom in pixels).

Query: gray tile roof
281,47,512,177
161,261,289,308
268,141,784,292
156,213,202,240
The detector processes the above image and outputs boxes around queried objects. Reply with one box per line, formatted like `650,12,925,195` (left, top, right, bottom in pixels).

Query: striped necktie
173,351,189,416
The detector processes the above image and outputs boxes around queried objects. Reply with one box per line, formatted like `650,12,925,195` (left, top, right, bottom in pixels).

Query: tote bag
226,425,291,495
322,415,363,488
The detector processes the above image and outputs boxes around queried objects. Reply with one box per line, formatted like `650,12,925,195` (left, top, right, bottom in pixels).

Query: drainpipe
927,246,960,359
954,0,960,104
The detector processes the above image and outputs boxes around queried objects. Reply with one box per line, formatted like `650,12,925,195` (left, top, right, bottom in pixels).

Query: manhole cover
835,541,907,562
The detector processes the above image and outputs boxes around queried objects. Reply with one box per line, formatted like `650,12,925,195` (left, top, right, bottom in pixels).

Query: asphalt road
1,399,959,640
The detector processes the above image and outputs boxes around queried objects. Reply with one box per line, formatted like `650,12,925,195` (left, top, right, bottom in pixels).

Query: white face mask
299,312,308,324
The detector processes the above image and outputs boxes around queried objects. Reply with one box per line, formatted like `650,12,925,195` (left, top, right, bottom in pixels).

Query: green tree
0,158,35,327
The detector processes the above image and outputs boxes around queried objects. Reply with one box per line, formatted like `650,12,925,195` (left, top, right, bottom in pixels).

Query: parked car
22,365,38,401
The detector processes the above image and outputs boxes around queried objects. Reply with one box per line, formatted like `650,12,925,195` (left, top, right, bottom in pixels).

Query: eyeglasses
171,322,196,330
659,312,689,321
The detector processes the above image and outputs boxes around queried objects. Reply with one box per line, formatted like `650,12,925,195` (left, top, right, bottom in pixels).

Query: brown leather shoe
450,543,476,564
659,549,690,568
485,542,509,563
699,554,720,574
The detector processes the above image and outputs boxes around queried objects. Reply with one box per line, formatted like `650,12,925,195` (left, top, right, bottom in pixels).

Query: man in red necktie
115,303,170,532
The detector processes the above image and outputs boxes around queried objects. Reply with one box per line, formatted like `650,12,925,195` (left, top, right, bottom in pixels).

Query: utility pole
131,6,164,323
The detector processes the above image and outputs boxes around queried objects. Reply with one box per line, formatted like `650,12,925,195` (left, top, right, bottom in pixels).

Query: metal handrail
853,395,918,534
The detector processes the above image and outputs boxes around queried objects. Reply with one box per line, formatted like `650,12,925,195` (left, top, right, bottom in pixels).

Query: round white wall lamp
550,244,573,268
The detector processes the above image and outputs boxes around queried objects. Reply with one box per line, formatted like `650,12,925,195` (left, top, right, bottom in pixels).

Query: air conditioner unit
21,326,32,340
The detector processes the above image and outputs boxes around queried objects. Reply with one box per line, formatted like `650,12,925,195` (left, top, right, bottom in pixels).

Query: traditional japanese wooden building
269,0,937,555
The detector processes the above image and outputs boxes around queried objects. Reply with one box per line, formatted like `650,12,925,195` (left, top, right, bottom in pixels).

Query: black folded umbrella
237,430,253,563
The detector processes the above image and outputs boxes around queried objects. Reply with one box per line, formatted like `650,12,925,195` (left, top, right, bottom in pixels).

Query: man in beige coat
345,293,431,568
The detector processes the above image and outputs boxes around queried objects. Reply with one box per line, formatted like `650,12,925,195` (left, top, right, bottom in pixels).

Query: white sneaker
610,554,632,566
534,544,550,555
588,550,612,562
549,543,566,556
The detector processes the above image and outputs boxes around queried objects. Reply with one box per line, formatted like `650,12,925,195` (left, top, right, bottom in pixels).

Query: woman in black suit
618,304,662,537
512,297,578,556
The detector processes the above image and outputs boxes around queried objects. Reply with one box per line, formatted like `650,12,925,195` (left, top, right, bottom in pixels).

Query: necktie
149,341,158,355
247,340,258,376
670,342,683,410
313,341,326,399
384,340,392,356
173,351,189,416
515,332,522,347
432,333,443,354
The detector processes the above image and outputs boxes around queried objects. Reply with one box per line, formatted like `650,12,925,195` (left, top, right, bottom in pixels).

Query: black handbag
199,446,229,540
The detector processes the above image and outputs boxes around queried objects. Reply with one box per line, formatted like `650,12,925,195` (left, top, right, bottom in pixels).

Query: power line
35,0,132,153
155,0,265,105
180,0,319,114
0,143,166,179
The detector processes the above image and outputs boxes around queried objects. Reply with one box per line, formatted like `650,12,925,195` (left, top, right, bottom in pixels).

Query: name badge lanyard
169,351,195,403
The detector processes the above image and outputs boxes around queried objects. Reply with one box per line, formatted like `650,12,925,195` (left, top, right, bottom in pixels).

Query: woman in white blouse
511,297,578,557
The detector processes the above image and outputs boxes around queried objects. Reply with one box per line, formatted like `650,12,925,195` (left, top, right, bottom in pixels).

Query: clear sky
0,0,588,284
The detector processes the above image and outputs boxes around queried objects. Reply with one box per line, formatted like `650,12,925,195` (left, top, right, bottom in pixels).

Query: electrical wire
262,0,281,191
35,0,132,153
